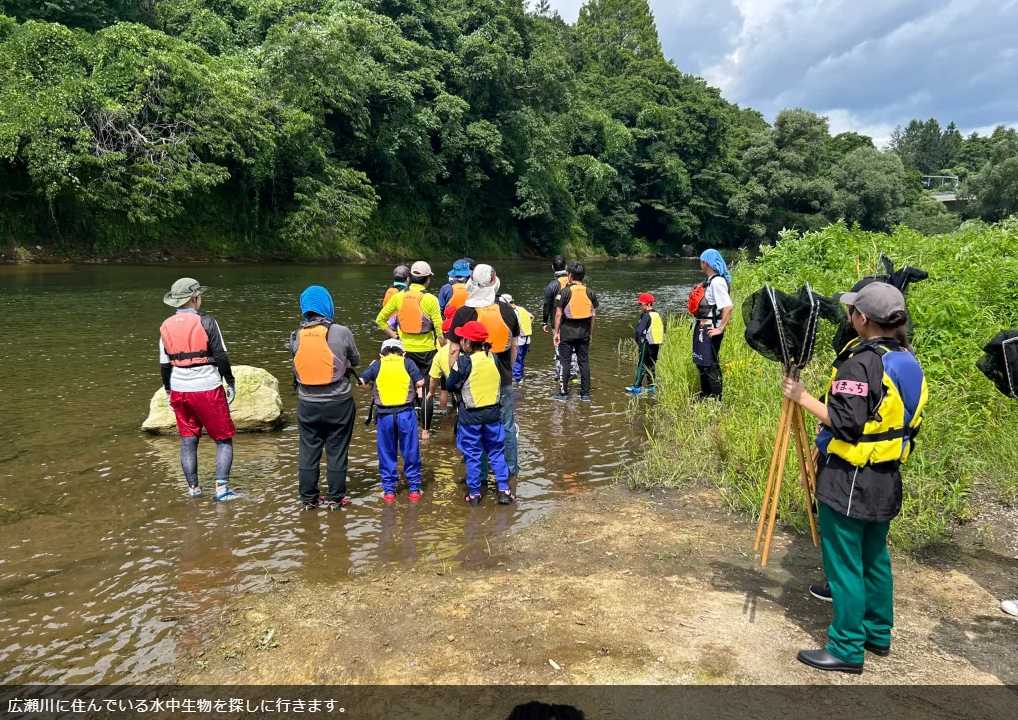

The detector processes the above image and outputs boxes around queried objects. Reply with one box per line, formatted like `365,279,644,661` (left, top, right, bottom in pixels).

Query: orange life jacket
293,321,349,386
476,304,512,353
557,275,569,289
382,286,398,308
564,283,594,320
160,312,212,368
448,283,469,312
397,288,434,335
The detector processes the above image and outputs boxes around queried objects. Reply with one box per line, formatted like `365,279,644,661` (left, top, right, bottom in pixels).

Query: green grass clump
625,218,1018,549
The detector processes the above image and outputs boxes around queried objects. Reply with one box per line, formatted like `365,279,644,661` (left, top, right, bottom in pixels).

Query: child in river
446,321,513,506
360,339,424,503
626,292,664,394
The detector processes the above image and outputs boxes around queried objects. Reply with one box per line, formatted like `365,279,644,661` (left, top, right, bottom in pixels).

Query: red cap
442,305,457,334
455,320,489,342
637,292,655,304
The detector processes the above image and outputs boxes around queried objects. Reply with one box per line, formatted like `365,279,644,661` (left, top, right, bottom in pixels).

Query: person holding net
781,282,928,674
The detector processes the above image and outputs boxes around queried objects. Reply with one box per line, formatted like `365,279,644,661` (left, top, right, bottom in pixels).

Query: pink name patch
832,380,869,397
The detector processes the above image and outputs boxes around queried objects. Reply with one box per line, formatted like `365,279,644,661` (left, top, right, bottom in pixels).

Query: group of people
157,253,659,509
155,250,1015,675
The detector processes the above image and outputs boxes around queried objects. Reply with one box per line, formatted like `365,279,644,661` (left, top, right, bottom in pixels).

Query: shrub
626,219,1018,548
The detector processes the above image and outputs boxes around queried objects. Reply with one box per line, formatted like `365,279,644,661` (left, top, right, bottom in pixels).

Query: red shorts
169,387,236,441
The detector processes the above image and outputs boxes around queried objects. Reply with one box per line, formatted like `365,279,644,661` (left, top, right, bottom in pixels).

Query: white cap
411,260,433,278
381,338,404,353
471,263,496,286
499,293,513,304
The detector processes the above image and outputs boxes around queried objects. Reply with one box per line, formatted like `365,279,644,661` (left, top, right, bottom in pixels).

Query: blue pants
457,421,510,494
499,385,519,476
376,408,421,493
512,342,530,382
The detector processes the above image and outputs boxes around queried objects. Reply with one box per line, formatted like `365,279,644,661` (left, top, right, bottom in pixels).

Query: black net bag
743,284,843,370
832,254,928,351
977,330,1018,399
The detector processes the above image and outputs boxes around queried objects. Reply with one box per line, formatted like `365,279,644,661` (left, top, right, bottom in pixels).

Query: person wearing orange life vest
439,258,472,314
289,285,361,511
449,264,522,477
159,278,237,501
690,249,733,400
554,262,600,400
381,264,411,332
375,260,443,435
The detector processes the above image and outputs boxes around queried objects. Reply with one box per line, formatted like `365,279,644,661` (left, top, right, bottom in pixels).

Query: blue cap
448,259,471,278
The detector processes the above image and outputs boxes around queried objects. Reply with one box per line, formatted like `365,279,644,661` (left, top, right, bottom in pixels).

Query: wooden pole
790,404,819,547
760,402,793,567
755,396,790,552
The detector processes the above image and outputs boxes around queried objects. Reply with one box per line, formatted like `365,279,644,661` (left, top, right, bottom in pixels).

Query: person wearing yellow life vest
289,285,361,511
445,321,513,506
554,262,600,400
359,338,425,504
626,292,664,394
500,294,534,387
159,277,238,501
782,282,928,675
449,264,522,477
426,305,459,438
375,260,443,434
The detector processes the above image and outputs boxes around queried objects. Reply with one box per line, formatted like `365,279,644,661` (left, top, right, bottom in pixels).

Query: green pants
818,502,894,664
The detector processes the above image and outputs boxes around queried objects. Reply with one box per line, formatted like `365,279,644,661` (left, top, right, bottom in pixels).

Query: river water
0,259,700,683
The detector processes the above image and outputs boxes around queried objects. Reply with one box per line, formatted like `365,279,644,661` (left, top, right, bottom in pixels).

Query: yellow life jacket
645,310,664,345
822,341,928,467
293,321,348,386
461,350,501,409
557,275,569,289
374,354,416,408
476,304,512,353
515,306,534,337
397,288,434,335
448,283,469,312
564,283,593,320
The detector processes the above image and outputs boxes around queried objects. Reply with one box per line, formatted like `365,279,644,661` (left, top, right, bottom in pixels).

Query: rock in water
142,365,283,434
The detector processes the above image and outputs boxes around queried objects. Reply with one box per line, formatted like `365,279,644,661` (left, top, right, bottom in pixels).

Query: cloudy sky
546,0,1018,145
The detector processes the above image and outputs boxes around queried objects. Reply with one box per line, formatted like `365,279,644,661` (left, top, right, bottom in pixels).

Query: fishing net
977,330,1018,399
743,284,843,370
832,254,929,351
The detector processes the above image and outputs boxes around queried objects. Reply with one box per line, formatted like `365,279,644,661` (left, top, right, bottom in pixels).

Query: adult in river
439,258,472,315
289,285,361,511
449,264,521,478
541,255,569,334
375,261,443,435
380,264,411,331
692,249,733,400
158,278,237,501
782,282,928,674
554,262,599,401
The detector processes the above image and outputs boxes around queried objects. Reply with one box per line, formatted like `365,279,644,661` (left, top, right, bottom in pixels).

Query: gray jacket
288,322,360,402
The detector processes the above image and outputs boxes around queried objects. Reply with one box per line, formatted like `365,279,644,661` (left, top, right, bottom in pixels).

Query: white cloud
545,0,1018,137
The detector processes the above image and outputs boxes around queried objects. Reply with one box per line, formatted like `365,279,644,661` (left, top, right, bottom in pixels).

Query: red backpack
686,281,708,316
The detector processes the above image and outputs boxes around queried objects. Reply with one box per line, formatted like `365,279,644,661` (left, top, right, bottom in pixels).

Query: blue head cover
448,259,472,279
700,249,731,285
299,285,334,321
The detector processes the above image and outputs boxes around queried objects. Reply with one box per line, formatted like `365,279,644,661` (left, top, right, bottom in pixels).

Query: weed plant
625,219,1018,549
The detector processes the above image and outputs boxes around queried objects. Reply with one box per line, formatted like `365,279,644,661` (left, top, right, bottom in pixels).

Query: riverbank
168,483,1018,685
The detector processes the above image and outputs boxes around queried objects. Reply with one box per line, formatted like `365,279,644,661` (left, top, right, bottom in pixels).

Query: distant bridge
921,175,964,204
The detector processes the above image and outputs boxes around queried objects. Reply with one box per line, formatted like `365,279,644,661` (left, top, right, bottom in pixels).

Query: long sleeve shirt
159,310,234,393
374,283,442,353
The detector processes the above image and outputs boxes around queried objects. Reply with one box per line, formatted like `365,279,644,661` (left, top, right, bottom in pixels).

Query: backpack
687,276,729,319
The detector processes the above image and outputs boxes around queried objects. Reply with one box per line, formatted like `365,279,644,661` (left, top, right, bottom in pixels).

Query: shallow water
0,259,700,683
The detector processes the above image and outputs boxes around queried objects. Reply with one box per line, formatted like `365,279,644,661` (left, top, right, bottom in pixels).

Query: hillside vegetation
627,219,1018,549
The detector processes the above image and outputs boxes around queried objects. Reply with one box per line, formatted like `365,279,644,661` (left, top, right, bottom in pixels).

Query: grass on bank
624,219,1018,549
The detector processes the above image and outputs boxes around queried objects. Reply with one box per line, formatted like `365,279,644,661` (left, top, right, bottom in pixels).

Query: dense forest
1,0,1016,259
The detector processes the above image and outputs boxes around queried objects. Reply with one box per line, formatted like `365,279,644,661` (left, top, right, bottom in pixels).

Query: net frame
1003,335,1018,398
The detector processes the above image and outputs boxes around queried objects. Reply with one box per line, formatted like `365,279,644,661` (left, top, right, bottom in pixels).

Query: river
0,259,702,683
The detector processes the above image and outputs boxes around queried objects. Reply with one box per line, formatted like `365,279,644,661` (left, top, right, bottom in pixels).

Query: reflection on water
0,259,700,683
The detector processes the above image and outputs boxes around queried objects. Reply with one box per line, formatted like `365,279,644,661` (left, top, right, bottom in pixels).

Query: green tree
967,157,1018,221
829,146,911,231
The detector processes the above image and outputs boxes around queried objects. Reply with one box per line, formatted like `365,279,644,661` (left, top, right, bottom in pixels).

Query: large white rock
142,365,283,434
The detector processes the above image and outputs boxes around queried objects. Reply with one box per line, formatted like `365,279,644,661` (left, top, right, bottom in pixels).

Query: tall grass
625,219,1018,549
